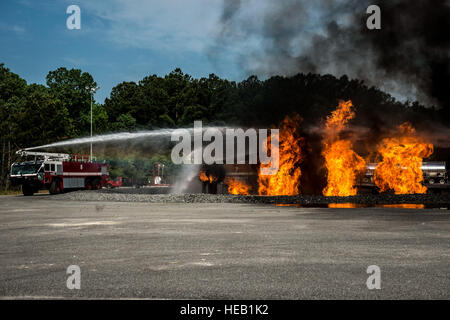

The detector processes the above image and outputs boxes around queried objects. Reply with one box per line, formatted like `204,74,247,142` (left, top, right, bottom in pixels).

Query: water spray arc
25,129,183,150
24,126,228,151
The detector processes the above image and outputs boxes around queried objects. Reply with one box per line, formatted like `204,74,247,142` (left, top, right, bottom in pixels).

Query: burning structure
224,177,252,195
360,162,448,192
198,164,225,194
194,100,448,196
373,123,434,194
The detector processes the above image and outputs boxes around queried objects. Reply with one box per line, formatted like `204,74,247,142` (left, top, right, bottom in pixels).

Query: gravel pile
54,190,450,205
100,187,171,194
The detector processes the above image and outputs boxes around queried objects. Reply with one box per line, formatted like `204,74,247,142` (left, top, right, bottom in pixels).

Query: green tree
111,113,137,131
139,75,170,126
79,103,109,135
104,81,144,124
0,63,27,102
8,84,73,148
179,104,209,124
0,64,28,188
46,67,96,134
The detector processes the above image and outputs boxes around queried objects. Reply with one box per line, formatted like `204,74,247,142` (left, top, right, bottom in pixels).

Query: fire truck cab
10,150,110,196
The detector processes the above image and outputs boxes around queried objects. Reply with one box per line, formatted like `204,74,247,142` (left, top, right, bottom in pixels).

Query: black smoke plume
216,0,450,109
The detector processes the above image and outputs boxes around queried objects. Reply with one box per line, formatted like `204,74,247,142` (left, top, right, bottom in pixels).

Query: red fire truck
10,150,110,196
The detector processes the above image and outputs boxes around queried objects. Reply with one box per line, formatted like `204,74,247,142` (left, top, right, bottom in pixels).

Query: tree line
1,62,448,189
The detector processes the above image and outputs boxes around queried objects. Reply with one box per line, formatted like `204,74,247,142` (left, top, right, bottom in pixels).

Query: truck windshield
11,163,42,175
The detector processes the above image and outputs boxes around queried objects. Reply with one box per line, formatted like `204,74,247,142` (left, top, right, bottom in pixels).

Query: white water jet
25,129,178,150
25,126,228,151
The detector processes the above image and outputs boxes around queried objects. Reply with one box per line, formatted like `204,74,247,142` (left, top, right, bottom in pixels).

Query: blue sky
0,0,243,102
0,0,425,105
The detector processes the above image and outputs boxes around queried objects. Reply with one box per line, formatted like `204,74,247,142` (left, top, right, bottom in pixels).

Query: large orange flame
224,177,252,195
258,115,304,196
373,122,433,194
322,100,366,196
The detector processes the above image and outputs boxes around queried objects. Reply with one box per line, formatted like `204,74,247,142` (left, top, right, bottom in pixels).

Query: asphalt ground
0,194,448,299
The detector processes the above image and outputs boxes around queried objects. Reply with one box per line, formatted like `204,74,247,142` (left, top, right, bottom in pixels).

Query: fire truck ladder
16,150,71,161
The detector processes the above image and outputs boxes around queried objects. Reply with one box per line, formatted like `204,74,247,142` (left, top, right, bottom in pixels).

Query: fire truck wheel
22,184,34,196
93,179,101,190
49,180,61,194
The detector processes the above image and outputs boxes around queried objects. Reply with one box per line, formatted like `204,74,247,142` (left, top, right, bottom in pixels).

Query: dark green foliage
46,67,97,135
